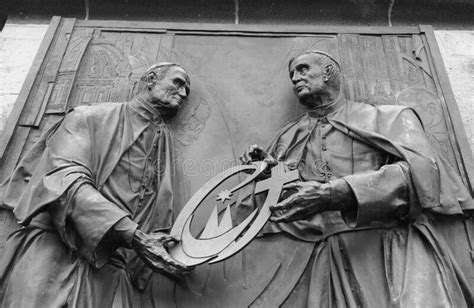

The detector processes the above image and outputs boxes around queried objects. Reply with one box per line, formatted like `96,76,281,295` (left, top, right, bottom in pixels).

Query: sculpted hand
269,181,332,223
131,230,192,279
239,144,277,166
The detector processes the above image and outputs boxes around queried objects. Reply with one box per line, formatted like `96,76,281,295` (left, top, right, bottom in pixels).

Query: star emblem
216,189,233,203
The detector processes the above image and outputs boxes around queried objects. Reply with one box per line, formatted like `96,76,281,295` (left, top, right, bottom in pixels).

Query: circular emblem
169,161,299,266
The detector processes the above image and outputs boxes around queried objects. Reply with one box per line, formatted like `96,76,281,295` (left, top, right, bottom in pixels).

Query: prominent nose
291,71,301,84
178,87,187,98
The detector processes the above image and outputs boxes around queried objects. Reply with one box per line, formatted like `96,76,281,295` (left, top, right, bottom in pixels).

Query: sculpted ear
323,64,334,82
143,71,158,89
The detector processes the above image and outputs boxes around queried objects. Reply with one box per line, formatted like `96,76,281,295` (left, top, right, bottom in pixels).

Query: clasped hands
240,145,347,223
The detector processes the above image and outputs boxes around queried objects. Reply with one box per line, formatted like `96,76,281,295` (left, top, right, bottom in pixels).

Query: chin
298,98,321,110
161,105,181,117
297,95,311,106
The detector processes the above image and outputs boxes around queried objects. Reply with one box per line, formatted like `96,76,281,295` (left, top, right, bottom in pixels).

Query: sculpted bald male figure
241,51,474,307
0,63,192,307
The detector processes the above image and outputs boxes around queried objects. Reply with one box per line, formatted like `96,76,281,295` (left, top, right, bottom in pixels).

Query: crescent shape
181,208,258,259
169,162,267,265
170,162,266,239
168,242,213,267
208,187,279,264
229,161,268,193
210,167,300,264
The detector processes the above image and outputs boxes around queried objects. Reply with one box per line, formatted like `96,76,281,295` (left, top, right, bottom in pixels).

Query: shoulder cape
268,101,473,218
0,102,181,228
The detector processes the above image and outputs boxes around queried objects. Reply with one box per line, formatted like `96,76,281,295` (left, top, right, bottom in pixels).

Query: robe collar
306,95,345,119
129,96,163,124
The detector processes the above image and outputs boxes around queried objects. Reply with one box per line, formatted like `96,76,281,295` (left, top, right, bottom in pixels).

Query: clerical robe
237,98,474,307
0,98,184,307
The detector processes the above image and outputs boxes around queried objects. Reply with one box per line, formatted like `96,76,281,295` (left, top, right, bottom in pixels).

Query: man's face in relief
289,54,326,105
150,66,190,115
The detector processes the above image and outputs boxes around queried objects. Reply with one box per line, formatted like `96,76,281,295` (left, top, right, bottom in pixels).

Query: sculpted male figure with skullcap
240,50,474,307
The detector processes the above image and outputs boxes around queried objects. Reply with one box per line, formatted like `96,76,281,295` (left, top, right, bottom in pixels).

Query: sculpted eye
291,64,308,78
174,77,190,95
174,78,184,87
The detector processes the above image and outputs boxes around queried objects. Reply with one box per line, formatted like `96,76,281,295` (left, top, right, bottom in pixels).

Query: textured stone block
435,31,474,153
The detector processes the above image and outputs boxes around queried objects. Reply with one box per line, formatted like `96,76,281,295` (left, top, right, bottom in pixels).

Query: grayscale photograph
0,0,473,307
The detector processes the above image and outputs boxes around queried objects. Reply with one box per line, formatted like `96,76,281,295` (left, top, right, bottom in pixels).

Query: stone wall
0,24,48,134
435,31,474,154
0,24,473,154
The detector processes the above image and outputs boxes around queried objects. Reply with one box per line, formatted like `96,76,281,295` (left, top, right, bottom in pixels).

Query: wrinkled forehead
167,66,191,84
289,53,321,71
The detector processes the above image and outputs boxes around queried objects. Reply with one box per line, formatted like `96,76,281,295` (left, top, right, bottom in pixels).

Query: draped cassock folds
237,99,474,307
0,98,186,307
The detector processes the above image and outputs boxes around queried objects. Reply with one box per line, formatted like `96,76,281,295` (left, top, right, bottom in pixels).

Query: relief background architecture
0,19,473,289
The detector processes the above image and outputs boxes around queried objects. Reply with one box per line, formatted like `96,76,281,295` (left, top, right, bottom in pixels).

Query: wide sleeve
29,109,134,267
373,108,472,215
340,161,413,227
54,182,137,268
334,107,473,227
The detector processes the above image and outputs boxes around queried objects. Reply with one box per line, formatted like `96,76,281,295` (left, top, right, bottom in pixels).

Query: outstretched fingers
153,245,187,268
160,234,180,245
270,194,298,212
269,208,305,223
149,245,192,277
282,182,302,191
